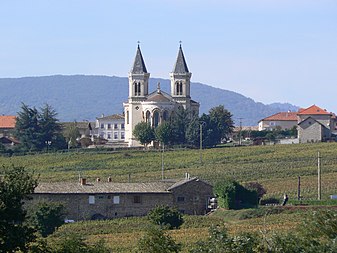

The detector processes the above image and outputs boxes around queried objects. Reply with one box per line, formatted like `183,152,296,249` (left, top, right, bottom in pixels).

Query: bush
137,225,181,253
244,182,266,202
147,206,184,229
214,180,258,209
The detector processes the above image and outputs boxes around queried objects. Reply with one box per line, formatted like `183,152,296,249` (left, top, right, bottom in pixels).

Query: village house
31,176,213,221
0,115,16,137
258,112,298,131
95,114,125,143
297,105,337,143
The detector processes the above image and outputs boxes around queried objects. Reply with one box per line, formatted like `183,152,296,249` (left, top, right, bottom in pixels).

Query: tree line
133,105,234,148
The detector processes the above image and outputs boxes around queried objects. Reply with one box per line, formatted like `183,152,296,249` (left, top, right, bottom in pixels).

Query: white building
95,114,125,142
123,45,200,147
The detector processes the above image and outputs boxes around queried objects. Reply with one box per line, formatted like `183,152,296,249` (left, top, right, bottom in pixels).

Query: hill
0,75,299,125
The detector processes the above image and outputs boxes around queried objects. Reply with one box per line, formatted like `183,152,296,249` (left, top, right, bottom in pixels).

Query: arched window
145,111,151,123
175,81,183,95
153,111,160,128
163,111,168,121
134,82,141,96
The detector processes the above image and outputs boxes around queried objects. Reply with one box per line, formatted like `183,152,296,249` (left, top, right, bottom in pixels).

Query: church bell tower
170,44,192,108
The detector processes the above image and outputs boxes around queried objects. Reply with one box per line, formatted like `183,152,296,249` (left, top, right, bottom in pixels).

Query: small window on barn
193,196,200,202
113,196,120,204
98,196,104,199
134,195,141,204
177,196,185,202
89,195,95,204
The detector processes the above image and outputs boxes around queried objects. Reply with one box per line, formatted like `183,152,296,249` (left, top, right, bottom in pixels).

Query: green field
1,143,337,199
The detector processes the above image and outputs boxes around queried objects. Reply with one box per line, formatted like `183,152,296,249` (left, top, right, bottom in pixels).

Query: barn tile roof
35,181,176,194
0,116,16,128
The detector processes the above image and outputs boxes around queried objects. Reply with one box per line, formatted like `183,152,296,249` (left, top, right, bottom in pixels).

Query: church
123,45,200,146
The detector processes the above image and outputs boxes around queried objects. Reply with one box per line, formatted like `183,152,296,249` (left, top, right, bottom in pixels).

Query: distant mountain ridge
0,75,299,126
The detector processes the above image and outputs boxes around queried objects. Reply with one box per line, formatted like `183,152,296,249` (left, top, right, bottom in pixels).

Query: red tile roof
297,105,331,115
262,112,298,121
0,116,16,128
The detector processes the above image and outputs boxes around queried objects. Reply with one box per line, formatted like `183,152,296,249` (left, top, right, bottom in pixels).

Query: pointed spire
173,44,189,73
131,44,148,74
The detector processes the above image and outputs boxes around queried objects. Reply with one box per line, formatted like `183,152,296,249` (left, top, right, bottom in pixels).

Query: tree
185,115,200,147
137,225,181,253
15,103,41,151
29,202,65,237
0,165,38,252
207,105,234,146
214,180,258,209
244,182,267,203
133,122,155,147
147,205,184,229
155,122,172,146
170,107,190,145
39,104,66,150
15,103,66,151
63,122,81,148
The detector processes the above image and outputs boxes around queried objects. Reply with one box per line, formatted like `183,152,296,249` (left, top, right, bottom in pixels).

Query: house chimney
108,177,112,182
96,177,100,182
80,178,86,185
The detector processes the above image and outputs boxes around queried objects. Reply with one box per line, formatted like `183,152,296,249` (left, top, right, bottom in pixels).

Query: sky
1,0,337,112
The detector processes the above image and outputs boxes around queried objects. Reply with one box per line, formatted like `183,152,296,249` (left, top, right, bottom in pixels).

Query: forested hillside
0,75,298,125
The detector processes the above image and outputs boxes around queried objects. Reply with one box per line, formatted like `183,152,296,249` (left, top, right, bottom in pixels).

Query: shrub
137,225,181,253
244,182,266,202
147,206,184,229
214,180,258,209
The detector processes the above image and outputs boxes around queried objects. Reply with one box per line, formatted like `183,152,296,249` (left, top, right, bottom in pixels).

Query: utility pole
297,176,301,201
199,121,205,164
238,118,243,145
161,143,164,180
318,151,321,200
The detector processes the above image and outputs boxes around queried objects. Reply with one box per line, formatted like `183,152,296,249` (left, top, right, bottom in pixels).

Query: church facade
123,45,199,147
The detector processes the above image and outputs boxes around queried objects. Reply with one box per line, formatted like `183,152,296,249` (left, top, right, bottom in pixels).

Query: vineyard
1,142,337,199
48,206,335,252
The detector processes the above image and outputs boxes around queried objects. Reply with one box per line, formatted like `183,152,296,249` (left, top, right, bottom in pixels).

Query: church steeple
128,44,150,98
131,45,148,74
170,44,192,99
172,44,189,74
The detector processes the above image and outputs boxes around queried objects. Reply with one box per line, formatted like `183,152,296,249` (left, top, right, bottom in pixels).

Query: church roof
146,89,172,102
172,45,189,73
130,45,148,74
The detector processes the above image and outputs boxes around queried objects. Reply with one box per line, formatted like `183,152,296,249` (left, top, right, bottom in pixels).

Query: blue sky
1,0,337,113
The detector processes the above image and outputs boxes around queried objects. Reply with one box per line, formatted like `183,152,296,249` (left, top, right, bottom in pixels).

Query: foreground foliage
137,225,181,253
189,209,337,253
0,166,38,252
